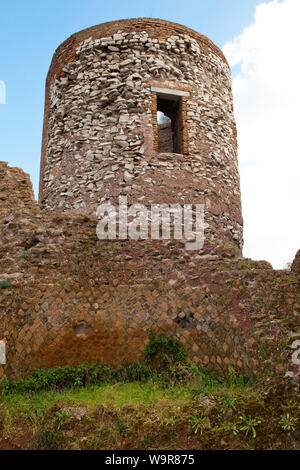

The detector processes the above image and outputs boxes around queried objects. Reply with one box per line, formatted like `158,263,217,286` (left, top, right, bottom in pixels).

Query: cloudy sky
223,0,300,268
0,0,298,269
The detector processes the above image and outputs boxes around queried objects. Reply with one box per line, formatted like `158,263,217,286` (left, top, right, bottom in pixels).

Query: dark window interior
157,95,183,154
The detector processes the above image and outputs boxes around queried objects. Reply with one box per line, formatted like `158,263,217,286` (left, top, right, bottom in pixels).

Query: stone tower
39,18,243,252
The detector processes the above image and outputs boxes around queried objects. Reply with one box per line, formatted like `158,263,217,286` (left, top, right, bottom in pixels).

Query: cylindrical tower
39,18,243,252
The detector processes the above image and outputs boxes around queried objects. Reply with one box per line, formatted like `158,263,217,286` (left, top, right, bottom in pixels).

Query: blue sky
0,0,260,195
0,0,299,268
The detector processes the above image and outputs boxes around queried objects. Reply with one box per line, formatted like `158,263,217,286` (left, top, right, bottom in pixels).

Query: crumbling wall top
46,17,229,85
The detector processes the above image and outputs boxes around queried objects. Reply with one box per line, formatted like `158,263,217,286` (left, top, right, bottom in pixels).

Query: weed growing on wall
0,330,248,395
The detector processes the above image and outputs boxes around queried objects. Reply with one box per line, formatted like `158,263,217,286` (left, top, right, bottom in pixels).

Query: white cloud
223,0,300,269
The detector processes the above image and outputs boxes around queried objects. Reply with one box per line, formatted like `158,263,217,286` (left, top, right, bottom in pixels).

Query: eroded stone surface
291,249,300,275
40,18,243,252
0,162,299,382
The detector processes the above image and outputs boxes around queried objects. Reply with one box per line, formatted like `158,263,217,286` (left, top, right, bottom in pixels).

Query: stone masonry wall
291,249,300,275
39,19,243,253
158,122,173,153
1,162,299,381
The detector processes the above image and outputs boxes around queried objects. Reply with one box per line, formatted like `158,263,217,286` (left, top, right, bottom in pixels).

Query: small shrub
189,415,207,435
279,414,297,432
0,278,11,289
286,400,298,410
239,414,261,438
218,396,237,410
52,408,70,430
223,422,240,436
144,329,188,368
227,366,250,388
21,250,29,260
125,361,150,382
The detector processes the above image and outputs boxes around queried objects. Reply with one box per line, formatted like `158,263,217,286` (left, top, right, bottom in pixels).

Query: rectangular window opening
152,87,189,155
157,97,182,153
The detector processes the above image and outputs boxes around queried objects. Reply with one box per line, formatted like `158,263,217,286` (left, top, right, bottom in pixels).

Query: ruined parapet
0,162,37,214
39,18,243,253
291,249,300,275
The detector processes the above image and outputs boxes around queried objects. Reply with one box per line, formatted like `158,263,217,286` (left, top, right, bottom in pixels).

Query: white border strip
151,86,190,97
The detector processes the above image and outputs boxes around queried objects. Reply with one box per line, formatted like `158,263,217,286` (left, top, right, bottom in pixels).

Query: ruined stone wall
291,249,300,275
39,19,243,252
158,122,173,153
4,280,258,380
1,163,299,381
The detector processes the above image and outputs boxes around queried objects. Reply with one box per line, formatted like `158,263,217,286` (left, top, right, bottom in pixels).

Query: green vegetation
279,414,298,432
0,278,11,289
144,329,189,366
0,331,298,450
189,416,208,435
0,362,151,395
52,407,71,430
21,250,29,260
0,332,249,396
238,414,261,438
217,296,226,305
